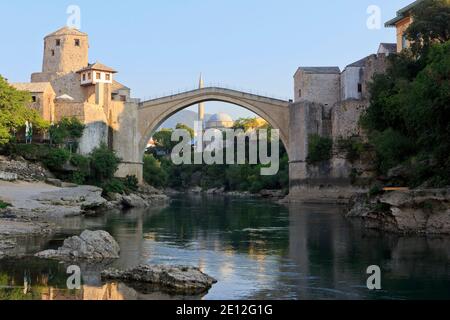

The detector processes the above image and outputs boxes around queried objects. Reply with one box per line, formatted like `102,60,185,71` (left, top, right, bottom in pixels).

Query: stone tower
42,26,89,74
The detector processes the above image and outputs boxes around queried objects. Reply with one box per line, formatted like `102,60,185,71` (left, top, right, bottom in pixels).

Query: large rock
0,171,18,182
347,188,450,234
122,194,147,208
35,185,107,211
35,230,120,261
101,264,217,294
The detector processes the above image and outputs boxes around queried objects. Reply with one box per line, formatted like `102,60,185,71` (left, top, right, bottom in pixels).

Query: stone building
11,26,135,154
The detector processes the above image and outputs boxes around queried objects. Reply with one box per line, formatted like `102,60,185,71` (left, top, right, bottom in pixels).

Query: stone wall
294,69,341,108
331,100,368,139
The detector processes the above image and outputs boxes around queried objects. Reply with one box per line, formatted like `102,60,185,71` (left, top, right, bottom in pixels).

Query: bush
101,178,126,195
371,129,415,174
0,200,10,209
49,117,85,145
143,155,168,188
70,154,90,173
337,137,366,163
10,143,51,161
90,144,121,181
307,134,333,165
124,175,139,192
70,171,86,185
43,148,70,171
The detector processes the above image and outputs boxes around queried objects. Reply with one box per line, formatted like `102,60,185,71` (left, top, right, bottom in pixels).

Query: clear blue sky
0,0,411,119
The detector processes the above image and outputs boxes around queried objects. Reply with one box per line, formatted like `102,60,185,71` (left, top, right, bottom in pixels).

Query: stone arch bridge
112,86,342,200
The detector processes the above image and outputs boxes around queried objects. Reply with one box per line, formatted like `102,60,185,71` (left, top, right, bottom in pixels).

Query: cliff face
347,189,450,234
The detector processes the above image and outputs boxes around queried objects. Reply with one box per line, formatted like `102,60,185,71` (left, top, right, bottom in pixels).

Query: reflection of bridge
137,87,291,158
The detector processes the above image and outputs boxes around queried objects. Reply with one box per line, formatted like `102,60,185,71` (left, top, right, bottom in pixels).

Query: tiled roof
296,67,340,75
77,62,117,73
45,26,88,38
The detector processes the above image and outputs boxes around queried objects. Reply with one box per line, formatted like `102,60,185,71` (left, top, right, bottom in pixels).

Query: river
0,195,449,300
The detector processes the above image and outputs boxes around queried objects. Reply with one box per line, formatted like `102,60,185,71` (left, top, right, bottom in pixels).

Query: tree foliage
406,0,450,56
362,0,450,186
49,117,85,145
0,75,49,144
90,143,121,181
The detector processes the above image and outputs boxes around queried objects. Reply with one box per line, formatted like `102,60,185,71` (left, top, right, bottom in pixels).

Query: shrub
307,134,333,165
43,148,70,171
10,143,51,161
371,129,415,174
101,178,126,195
70,171,86,185
337,137,366,163
90,144,121,181
143,155,168,188
70,154,90,175
0,200,11,209
124,175,139,192
49,117,85,146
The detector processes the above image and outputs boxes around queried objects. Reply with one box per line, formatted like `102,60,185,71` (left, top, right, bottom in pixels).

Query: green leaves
0,75,49,144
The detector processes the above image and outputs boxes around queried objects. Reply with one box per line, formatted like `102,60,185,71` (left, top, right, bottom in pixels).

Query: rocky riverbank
0,156,169,259
346,188,450,234
176,186,287,200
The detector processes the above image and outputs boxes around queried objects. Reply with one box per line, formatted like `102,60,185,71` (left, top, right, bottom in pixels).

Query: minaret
198,73,205,124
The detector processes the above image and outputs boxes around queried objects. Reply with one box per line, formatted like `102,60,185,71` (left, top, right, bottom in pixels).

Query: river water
0,195,449,300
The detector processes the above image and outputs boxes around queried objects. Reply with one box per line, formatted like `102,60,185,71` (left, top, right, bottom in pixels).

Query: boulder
35,230,120,261
35,186,107,212
101,264,217,294
0,171,18,182
347,188,450,234
122,194,147,208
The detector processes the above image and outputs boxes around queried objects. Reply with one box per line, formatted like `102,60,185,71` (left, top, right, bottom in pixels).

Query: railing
140,83,291,102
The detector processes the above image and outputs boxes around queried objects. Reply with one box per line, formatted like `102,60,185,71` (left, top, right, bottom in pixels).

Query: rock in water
35,230,120,260
101,265,217,294
347,188,450,234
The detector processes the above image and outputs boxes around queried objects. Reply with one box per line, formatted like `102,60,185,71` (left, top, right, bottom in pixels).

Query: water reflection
0,195,449,300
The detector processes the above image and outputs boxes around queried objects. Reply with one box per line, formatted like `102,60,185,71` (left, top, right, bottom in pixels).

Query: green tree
90,144,121,181
0,75,49,144
153,128,175,153
49,117,85,146
175,123,194,139
143,154,168,188
406,0,450,56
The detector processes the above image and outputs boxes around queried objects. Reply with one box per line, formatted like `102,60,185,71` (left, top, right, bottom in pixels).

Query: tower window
358,83,362,93
88,72,92,80
31,96,37,103
75,39,80,46
56,39,61,46
105,73,111,81
51,50,55,56
82,74,86,81
96,72,101,80
298,89,302,98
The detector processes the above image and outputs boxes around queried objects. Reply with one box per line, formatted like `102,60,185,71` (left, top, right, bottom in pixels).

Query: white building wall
340,67,362,100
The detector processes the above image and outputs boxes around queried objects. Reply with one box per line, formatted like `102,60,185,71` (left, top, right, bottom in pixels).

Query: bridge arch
137,87,291,159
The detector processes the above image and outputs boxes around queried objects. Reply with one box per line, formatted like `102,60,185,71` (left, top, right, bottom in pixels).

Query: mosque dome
205,113,234,129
